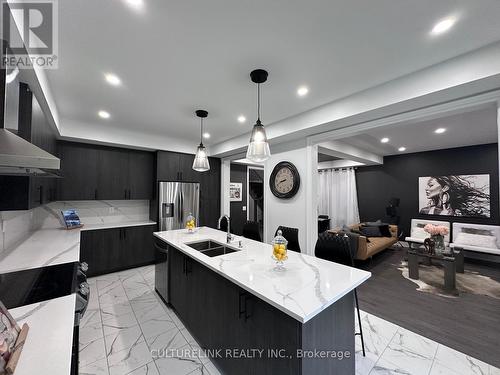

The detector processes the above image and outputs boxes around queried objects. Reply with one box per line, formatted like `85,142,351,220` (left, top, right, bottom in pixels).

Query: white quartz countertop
0,220,156,274
154,227,371,323
9,294,76,375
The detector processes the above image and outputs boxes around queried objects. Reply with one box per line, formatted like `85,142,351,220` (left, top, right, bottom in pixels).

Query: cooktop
0,262,78,309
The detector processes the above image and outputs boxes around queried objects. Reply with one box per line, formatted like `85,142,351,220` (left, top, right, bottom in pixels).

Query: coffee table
407,247,464,292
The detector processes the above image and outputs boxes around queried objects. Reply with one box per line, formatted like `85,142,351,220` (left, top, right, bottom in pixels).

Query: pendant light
246,69,271,163
192,110,210,172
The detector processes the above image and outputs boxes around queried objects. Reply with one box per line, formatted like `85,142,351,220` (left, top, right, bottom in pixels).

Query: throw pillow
455,233,498,249
461,227,494,236
360,226,384,237
364,221,391,237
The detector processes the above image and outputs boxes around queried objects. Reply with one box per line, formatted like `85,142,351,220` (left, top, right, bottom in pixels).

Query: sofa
450,223,500,259
405,219,451,248
329,223,399,261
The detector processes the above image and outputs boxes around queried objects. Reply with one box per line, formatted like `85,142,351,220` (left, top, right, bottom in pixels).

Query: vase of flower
431,234,445,254
424,224,449,255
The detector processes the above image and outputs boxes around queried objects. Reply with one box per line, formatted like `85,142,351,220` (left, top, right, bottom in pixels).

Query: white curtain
318,168,360,228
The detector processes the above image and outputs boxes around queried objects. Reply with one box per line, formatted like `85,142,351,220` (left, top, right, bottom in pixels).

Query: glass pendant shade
193,143,210,172
192,110,210,172
246,120,271,162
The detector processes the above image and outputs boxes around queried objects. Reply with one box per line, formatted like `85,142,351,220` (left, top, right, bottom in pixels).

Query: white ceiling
339,107,498,156
47,0,500,149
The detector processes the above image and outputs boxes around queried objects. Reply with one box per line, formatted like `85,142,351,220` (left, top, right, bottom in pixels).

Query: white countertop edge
154,230,371,323
81,220,157,231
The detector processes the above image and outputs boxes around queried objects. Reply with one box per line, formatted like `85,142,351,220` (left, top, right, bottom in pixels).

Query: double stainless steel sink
186,240,239,257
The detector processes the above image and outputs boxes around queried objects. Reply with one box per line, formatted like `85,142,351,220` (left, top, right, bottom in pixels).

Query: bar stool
314,231,366,356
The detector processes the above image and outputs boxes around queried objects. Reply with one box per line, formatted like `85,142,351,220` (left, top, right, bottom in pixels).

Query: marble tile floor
80,265,500,375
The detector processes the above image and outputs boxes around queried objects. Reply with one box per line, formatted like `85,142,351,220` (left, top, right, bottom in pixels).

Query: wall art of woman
419,175,490,217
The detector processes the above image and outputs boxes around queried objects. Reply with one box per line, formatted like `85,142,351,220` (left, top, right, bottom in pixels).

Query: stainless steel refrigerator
158,181,200,231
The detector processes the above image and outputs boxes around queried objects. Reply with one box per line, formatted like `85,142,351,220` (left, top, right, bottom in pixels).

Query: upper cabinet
57,142,99,200
128,150,155,199
157,151,199,182
57,142,155,201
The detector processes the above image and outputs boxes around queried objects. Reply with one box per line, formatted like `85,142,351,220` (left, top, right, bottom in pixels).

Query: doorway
248,167,264,240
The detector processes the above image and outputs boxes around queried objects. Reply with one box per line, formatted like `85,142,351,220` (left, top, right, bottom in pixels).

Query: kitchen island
154,227,370,374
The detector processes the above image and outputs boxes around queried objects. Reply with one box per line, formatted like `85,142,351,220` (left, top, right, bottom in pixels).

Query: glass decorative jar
185,213,196,233
271,230,288,270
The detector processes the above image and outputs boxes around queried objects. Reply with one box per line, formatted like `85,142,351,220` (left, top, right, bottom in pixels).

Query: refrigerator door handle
180,188,184,223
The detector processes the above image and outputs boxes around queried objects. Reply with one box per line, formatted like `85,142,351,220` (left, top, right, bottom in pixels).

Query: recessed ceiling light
98,110,110,119
380,137,390,143
104,73,121,86
435,128,446,134
203,132,210,139
237,115,246,123
297,86,309,97
431,17,456,35
398,147,406,152
125,0,143,9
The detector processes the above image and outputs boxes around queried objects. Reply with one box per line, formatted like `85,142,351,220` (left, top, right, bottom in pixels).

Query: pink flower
424,224,449,236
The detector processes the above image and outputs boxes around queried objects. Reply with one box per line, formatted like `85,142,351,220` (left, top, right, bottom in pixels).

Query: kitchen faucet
218,214,234,244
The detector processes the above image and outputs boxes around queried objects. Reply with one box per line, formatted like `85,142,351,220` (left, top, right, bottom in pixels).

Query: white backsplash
0,200,150,255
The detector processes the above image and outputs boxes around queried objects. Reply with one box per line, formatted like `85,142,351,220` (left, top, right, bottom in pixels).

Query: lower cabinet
168,247,302,375
80,225,155,277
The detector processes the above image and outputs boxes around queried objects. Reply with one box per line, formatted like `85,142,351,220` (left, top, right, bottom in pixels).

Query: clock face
274,167,294,194
270,162,300,199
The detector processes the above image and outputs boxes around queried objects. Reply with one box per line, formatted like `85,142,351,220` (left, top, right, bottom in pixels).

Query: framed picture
0,301,21,371
418,175,490,218
229,182,242,202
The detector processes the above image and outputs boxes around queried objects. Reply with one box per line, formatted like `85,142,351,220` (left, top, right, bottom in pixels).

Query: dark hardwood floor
356,246,500,368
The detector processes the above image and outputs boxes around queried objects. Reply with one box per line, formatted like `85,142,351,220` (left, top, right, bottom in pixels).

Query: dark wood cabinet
156,151,198,182
80,225,155,277
57,142,99,200
128,150,155,199
168,246,190,319
80,228,119,277
57,142,155,201
97,148,130,200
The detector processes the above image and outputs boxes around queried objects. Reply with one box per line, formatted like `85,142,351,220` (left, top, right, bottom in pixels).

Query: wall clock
269,161,300,199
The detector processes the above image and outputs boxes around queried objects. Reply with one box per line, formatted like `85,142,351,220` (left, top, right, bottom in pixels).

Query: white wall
264,143,318,255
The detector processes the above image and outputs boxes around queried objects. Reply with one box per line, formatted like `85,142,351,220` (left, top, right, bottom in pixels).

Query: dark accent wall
356,143,499,236
230,164,247,235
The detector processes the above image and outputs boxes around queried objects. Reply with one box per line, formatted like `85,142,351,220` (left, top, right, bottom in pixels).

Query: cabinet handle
94,189,98,200
123,228,127,240
38,186,43,204
239,292,252,321
182,258,186,275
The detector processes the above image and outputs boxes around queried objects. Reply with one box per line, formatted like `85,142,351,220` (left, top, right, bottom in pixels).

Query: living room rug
398,260,500,299
357,246,500,368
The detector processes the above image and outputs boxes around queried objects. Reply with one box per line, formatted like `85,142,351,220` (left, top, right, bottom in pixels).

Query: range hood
0,128,60,176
